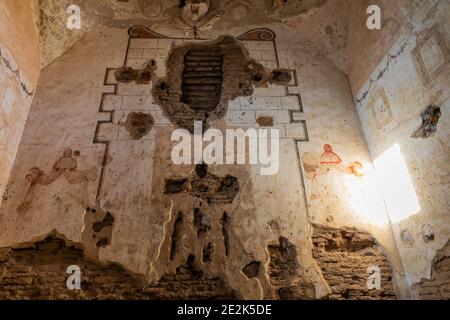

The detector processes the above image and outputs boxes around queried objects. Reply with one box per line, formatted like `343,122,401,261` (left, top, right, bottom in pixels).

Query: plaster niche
181,0,210,25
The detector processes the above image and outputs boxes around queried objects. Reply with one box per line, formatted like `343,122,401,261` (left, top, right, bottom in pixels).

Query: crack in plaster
0,47,34,97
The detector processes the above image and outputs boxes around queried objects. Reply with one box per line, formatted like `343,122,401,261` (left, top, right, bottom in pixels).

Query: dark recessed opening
181,47,224,113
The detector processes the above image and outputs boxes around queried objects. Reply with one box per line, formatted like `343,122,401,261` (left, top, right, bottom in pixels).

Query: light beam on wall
344,163,390,227
374,144,421,223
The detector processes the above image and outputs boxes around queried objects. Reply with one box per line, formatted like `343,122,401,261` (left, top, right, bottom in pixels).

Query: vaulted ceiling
37,0,352,72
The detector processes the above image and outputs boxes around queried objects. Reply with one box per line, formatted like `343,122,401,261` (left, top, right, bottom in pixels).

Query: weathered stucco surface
0,0,448,300
0,0,41,208
350,0,450,297
0,21,408,299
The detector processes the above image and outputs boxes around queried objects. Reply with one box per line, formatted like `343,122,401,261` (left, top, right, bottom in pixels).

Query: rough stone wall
0,235,236,300
413,240,450,300
312,224,397,300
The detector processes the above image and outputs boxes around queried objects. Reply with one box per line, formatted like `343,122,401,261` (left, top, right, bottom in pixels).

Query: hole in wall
170,211,184,261
220,212,231,257
164,178,188,194
83,207,115,252
267,236,315,299
202,242,213,263
193,207,212,237
242,261,261,278
92,212,114,233
114,60,157,84
152,35,270,132
164,167,239,205
123,112,154,140
256,116,274,127
269,69,292,86
411,105,441,139
181,47,224,113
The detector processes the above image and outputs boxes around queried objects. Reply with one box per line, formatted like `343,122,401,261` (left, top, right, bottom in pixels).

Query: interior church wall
0,0,447,300
0,16,409,298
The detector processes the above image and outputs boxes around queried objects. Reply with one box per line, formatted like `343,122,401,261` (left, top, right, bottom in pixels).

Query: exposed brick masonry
312,224,397,300
0,235,236,300
413,240,450,300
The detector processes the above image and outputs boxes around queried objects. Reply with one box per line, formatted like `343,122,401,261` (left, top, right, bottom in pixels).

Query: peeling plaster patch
202,242,213,263
114,66,138,83
164,178,188,194
267,237,315,299
152,36,270,131
123,112,154,140
400,228,415,246
421,224,436,243
164,164,240,205
193,207,212,237
82,205,115,257
411,105,441,139
170,211,184,261
269,69,292,86
242,261,261,278
256,116,274,127
220,212,231,257
312,224,397,300
114,60,157,84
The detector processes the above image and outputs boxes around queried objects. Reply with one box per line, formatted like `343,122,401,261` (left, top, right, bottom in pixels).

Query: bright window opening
374,144,421,223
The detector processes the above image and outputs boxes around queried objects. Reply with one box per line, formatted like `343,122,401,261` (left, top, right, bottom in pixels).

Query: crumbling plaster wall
0,0,41,208
349,0,450,296
38,0,350,73
271,22,409,297
0,16,410,299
